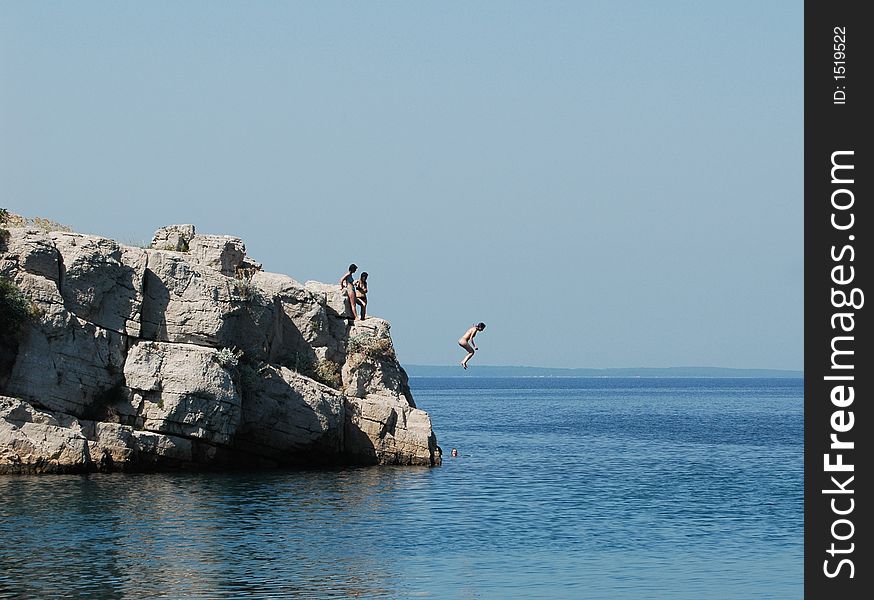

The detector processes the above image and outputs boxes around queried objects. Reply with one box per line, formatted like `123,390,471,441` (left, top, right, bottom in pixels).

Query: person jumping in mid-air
458,322,486,369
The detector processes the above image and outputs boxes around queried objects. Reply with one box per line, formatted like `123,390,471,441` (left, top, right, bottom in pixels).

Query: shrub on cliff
277,351,342,390
233,276,259,301
0,277,35,332
214,347,243,370
311,358,342,389
347,334,395,359
0,276,38,379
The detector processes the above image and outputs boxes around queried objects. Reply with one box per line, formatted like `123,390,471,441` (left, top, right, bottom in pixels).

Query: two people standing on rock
340,265,485,366
339,263,368,321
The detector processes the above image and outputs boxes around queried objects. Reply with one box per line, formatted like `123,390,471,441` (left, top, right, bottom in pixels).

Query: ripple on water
0,378,802,599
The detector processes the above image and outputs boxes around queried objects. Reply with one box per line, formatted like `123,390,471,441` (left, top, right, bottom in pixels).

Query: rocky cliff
0,223,441,473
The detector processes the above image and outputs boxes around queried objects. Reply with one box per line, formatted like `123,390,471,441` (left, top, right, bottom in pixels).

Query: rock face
0,223,441,474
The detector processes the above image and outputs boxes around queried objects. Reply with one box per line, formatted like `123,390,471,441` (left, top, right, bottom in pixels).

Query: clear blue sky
1,1,802,370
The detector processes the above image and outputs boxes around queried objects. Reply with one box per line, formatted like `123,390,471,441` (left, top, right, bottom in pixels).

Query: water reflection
0,468,435,599
1,379,803,599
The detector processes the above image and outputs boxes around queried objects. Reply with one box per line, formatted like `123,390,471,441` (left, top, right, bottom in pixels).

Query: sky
0,1,802,370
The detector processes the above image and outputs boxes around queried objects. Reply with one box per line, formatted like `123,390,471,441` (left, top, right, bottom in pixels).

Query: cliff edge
0,222,441,473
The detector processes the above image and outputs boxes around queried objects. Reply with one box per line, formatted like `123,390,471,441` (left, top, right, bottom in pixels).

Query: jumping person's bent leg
459,341,475,368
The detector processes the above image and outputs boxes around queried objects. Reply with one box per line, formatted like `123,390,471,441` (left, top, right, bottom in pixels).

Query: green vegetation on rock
0,277,36,333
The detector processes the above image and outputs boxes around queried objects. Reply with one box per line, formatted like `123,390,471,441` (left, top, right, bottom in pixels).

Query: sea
0,377,803,599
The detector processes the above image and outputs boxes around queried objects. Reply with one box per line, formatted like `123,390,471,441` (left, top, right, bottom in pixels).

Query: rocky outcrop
122,341,242,445
150,224,195,252
345,395,438,466
235,365,345,464
0,223,440,473
0,396,93,474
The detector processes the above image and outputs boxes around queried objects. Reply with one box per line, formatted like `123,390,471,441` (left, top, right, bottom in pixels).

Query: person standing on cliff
339,263,359,320
354,271,368,320
458,322,486,369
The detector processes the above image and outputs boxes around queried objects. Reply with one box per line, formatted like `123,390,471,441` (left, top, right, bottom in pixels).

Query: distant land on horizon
405,365,803,378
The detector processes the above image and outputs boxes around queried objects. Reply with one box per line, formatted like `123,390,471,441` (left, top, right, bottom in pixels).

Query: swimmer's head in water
476,322,486,330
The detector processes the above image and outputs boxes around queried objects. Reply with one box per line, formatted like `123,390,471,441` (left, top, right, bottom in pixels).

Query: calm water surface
0,378,802,599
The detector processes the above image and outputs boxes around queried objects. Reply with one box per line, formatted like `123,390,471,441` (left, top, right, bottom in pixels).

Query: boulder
140,250,278,362
234,364,345,463
342,319,414,405
0,396,92,474
88,424,199,470
123,340,242,445
305,280,356,321
50,232,147,337
129,429,197,468
0,228,60,282
187,234,246,277
251,271,335,361
0,231,72,332
0,396,207,473
150,224,196,252
87,421,137,469
140,249,232,345
1,229,147,338
344,395,440,466
5,313,126,417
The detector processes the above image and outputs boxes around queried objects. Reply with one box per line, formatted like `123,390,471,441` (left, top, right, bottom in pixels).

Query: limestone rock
140,249,229,345
130,429,197,467
140,250,277,361
0,396,92,474
188,234,246,277
87,421,137,469
342,356,415,406
0,230,68,330
1,231,130,415
1,229,148,338
89,423,206,470
305,280,355,320
235,364,345,463
342,319,414,405
0,228,60,282
5,270,66,328
123,340,241,445
5,314,126,417
50,232,147,337
344,395,440,466
1,223,442,472
150,224,196,252
0,396,204,473
251,271,334,360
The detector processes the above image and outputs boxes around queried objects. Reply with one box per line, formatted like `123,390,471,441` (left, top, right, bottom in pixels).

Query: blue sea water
0,377,803,599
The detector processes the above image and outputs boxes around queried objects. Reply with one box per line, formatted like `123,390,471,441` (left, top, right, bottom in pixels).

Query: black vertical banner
805,1,871,598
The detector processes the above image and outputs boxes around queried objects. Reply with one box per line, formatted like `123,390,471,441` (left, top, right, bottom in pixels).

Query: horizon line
405,364,803,374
